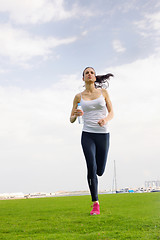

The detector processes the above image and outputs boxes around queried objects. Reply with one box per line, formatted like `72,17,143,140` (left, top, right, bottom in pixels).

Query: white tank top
80,92,109,133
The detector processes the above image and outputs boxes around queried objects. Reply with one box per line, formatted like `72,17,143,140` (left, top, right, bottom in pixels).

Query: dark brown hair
83,67,114,88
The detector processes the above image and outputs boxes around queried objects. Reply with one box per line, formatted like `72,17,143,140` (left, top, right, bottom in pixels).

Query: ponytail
95,73,114,88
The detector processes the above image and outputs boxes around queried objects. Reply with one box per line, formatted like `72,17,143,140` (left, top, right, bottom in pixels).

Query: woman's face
83,67,96,83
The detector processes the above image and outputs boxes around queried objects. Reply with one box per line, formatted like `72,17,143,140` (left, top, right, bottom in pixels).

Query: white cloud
0,68,8,74
0,24,77,64
81,30,88,36
108,54,160,124
146,12,160,31
0,75,83,193
0,0,77,24
105,55,160,188
0,0,94,25
112,40,126,53
134,11,160,37
116,1,138,13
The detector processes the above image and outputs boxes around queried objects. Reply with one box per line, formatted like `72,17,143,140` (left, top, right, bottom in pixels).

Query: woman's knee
97,169,104,176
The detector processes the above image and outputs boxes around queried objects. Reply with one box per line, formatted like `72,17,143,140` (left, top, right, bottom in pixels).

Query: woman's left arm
98,89,114,127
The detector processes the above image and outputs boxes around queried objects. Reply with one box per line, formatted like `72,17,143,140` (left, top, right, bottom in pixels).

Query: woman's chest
81,96,106,112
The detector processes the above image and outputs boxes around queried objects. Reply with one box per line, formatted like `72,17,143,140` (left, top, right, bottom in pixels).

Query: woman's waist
82,124,109,133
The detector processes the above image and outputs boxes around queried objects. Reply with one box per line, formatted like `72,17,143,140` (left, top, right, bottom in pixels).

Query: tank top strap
100,88,103,96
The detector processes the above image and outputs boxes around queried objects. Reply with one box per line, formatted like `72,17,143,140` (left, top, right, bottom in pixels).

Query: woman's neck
85,83,96,93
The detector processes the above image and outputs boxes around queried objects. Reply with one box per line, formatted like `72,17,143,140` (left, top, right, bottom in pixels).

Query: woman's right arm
70,93,83,123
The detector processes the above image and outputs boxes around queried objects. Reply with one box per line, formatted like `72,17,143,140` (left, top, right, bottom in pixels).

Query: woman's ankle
93,201,99,204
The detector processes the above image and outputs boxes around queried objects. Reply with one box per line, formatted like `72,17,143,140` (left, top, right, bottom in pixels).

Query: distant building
145,180,160,189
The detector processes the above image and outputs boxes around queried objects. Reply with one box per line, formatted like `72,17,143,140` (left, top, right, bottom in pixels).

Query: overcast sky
0,0,160,194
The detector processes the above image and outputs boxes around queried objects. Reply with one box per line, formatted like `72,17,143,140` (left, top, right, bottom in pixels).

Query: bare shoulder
102,88,109,98
74,93,81,103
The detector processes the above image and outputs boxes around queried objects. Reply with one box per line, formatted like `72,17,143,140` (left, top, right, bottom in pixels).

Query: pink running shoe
90,202,100,215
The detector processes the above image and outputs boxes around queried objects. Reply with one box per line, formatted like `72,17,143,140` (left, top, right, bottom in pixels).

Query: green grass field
0,193,160,240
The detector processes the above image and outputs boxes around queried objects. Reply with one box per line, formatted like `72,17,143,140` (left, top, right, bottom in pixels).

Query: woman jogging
70,67,114,215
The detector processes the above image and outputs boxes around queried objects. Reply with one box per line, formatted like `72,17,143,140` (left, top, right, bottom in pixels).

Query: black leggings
81,131,110,201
